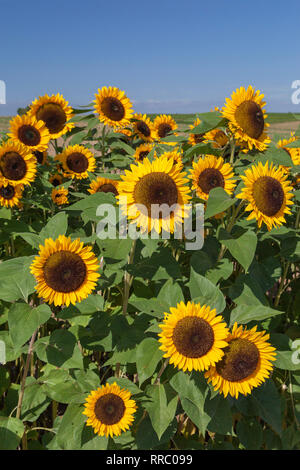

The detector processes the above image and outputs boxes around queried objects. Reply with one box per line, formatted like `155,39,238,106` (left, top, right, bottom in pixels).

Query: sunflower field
0,85,300,451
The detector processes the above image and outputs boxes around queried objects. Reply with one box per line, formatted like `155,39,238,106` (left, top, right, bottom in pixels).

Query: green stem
274,261,290,308
122,239,137,315
16,329,38,420
229,137,236,165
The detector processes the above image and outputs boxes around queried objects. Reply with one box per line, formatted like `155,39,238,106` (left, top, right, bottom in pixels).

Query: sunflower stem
122,238,136,315
229,138,236,165
274,260,290,308
16,329,38,420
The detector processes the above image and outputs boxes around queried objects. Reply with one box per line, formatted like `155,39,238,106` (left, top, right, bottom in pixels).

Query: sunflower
88,176,119,196
33,150,48,165
49,173,63,187
237,161,294,231
188,118,205,145
8,114,50,152
204,128,229,149
0,141,37,186
28,93,74,139
155,150,183,170
158,301,229,372
133,143,154,163
83,382,136,438
117,154,191,234
94,86,133,129
205,323,276,399
30,235,100,307
277,133,300,166
153,114,178,141
0,181,23,208
222,85,270,151
115,127,133,139
190,155,236,201
56,145,96,179
51,187,68,206
132,113,154,142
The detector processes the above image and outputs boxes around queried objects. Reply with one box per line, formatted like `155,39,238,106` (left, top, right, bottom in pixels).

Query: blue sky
0,0,300,115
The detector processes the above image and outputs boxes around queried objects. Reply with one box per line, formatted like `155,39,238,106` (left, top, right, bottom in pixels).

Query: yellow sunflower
115,127,133,139
204,128,229,149
83,382,136,438
30,235,100,307
190,155,236,201
237,161,294,231
133,143,154,163
188,118,205,145
155,150,183,170
205,323,276,399
28,93,74,139
277,133,300,166
132,113,154,142
33,150,48,165
51,187,68,206
55,145,96,179
49,173,63,187
153,114,178,141
158,301,229,372
94,86,133,129
88,176,119,195
0,141,37,187
8,114,50,152
0,181,23,208
222,85,271,151
117,155,191,234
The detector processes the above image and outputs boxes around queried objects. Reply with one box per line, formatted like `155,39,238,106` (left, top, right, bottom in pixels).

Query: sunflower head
204,128,229,149
49,173,63,187
205,323,276,399
117,154,191,234
30,235,100,306
0,181,23,208
94,86,133,129
153,115,178,141
88,176,119,196
190,155,236,201
188,118,205,145
8,114,50,152
237,161,294,231
222,86,271,151
83,382,137,438
0,140,37,187
158,301,229,372
51,187,68,206
132,113,154,142
55,145,96,179
28,93,74,139
33,150,48,165
133,143,154,163
155,150,183,170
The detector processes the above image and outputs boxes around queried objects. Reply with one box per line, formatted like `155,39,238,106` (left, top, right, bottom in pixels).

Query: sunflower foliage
0,86,300,451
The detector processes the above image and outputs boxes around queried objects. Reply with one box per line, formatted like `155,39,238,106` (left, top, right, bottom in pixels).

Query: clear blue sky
1,0,300,115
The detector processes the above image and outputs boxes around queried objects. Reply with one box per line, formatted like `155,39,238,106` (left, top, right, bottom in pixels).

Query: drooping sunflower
30,235,100,307
205,323,276,399
83,382,136,438
133,143,154,163
237,161,294,231
204,128,229,149
28,93,74,139
132,113,154,142
155,150,183,170
190,155,236,201
8,114,50,152
0,181,23,208
158,301,229,372
51,187,68,206
88,176,119,196
222,85,271,151
49,173,63,187
117,155,191,234
56,145,96,179
94,86,133,129
153,114,178,141
188,118,205,146
0,141,37,186
33,150,48,165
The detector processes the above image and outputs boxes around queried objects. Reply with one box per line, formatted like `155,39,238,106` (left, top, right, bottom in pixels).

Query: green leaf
136,338,163,385
189,267,226,313
144,384,178,440
252,380,282,436
236,418,263,449
157,279,185,307
20,377,51,422
0,417,24,450
0,256,35,302
56,404,86,450
39,212,68,241
106,377,142,395
41,370,86,404
35,329,83,369
256,144,293,167
8,303,52,348
218,227,257,272
229,304,282,327
205,187,236,220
